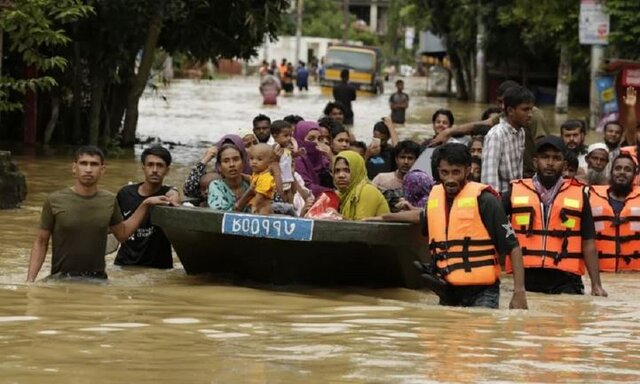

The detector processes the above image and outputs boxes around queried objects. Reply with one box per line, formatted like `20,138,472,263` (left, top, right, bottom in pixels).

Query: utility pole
295,0,303,64
342,0,349,43
474,0,487,103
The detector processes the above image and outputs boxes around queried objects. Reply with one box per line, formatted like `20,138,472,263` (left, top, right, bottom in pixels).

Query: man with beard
469,156,482,182
589,153,640,272
252,114,273,144
581,143,609,186
561,119,588,172
372,140,421,212
503,136,607,296
375,143,528,309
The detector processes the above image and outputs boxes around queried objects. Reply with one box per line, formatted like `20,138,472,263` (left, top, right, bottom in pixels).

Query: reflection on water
2,77,639,383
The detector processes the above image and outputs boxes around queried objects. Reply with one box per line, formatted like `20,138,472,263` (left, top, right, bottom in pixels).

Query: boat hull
152,206,427,288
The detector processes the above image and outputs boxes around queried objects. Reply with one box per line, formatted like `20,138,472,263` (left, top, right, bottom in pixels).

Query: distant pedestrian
282,63,294,94
296,62,309,91
389,79,409,124
333,69,356,125
259,74,281,105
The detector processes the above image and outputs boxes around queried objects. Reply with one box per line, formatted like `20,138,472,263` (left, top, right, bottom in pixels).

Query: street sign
579,0,609,45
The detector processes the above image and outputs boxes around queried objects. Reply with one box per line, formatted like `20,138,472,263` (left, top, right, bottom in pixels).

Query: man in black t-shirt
115,146,180,269
332,69,356,125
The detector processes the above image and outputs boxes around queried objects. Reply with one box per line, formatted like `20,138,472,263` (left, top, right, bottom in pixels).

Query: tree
62,0,290,147
417,0,479,99
0,0,92,113
497,0,581,113
120,0,291,147
606,0,640,60
277,0,380,46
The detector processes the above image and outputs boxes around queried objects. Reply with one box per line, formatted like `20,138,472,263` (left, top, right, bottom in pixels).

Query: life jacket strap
437,258,497,277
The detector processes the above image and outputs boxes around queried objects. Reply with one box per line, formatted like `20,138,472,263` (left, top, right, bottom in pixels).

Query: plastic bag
304,191,343,220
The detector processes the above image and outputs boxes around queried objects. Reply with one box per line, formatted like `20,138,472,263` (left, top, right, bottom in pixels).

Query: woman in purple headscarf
400,169,435,210
294,121,334,198
183,134,251,205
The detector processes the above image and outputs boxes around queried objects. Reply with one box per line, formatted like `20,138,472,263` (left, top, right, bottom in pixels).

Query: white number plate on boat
221,213,314,241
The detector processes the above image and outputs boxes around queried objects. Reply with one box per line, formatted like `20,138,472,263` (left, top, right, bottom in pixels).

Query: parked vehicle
320,44,384,95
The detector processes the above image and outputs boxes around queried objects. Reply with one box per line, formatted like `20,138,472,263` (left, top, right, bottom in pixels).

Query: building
348,0,390,35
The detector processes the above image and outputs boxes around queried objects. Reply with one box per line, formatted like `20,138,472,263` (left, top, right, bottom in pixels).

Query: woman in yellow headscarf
333,150,390,220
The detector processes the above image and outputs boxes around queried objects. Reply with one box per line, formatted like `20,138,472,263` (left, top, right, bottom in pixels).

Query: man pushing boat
371,143,528,309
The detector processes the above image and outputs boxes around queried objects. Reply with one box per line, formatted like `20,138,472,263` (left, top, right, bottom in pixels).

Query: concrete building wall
250,36,363,66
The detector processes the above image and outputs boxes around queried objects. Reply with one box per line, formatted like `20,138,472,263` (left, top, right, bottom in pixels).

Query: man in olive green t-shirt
27,146,170,282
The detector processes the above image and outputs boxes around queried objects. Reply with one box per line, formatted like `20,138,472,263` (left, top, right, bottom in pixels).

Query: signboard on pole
579,0,609,45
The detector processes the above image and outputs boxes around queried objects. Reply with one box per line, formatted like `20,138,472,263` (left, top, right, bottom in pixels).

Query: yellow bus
320,44,384,95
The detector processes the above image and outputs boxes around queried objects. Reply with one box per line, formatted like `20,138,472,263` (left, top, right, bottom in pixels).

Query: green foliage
276,0,379,45
497,0,579,54
0,0,92,111
606,0,640,59
161,0,291,61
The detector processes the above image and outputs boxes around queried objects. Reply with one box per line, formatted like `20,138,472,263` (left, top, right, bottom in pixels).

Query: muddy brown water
1,77,638,383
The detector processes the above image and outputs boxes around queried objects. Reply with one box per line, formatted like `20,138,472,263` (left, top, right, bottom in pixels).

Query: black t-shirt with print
115,183,173,269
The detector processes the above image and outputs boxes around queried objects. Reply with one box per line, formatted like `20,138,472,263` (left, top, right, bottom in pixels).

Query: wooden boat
152,206,427,288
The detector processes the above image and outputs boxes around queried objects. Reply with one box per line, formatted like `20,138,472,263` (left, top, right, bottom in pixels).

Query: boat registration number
221,213,314,241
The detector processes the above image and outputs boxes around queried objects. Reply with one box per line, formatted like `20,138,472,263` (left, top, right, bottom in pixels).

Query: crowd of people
258,58,318,105
28,77,640,313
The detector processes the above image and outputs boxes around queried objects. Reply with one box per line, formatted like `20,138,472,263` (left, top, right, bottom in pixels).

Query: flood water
2,76,640,383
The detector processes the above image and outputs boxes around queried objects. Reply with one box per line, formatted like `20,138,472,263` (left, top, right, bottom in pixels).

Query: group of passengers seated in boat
180,105,467,221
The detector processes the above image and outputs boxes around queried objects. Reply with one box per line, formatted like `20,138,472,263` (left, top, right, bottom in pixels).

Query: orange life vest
589,185,640,272
506,179,585,275
426,182,500,286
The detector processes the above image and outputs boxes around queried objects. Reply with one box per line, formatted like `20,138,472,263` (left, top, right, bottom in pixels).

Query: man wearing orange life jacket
589,153,640,272
503,136,607,296
619,145,640,185
376,143,528,309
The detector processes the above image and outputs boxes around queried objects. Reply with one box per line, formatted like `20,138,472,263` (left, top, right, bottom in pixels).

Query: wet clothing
420,184,516,308
366,144,395,180
389,91,409,124
333,81,357,125
260,75,280,105
115,183,173,269
334,151,390,220
40,188,123,276
590,185,640,272
296,67,309,91
502,180,594,294
421,190,518,261
440,281,501,308
523,268,584,294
